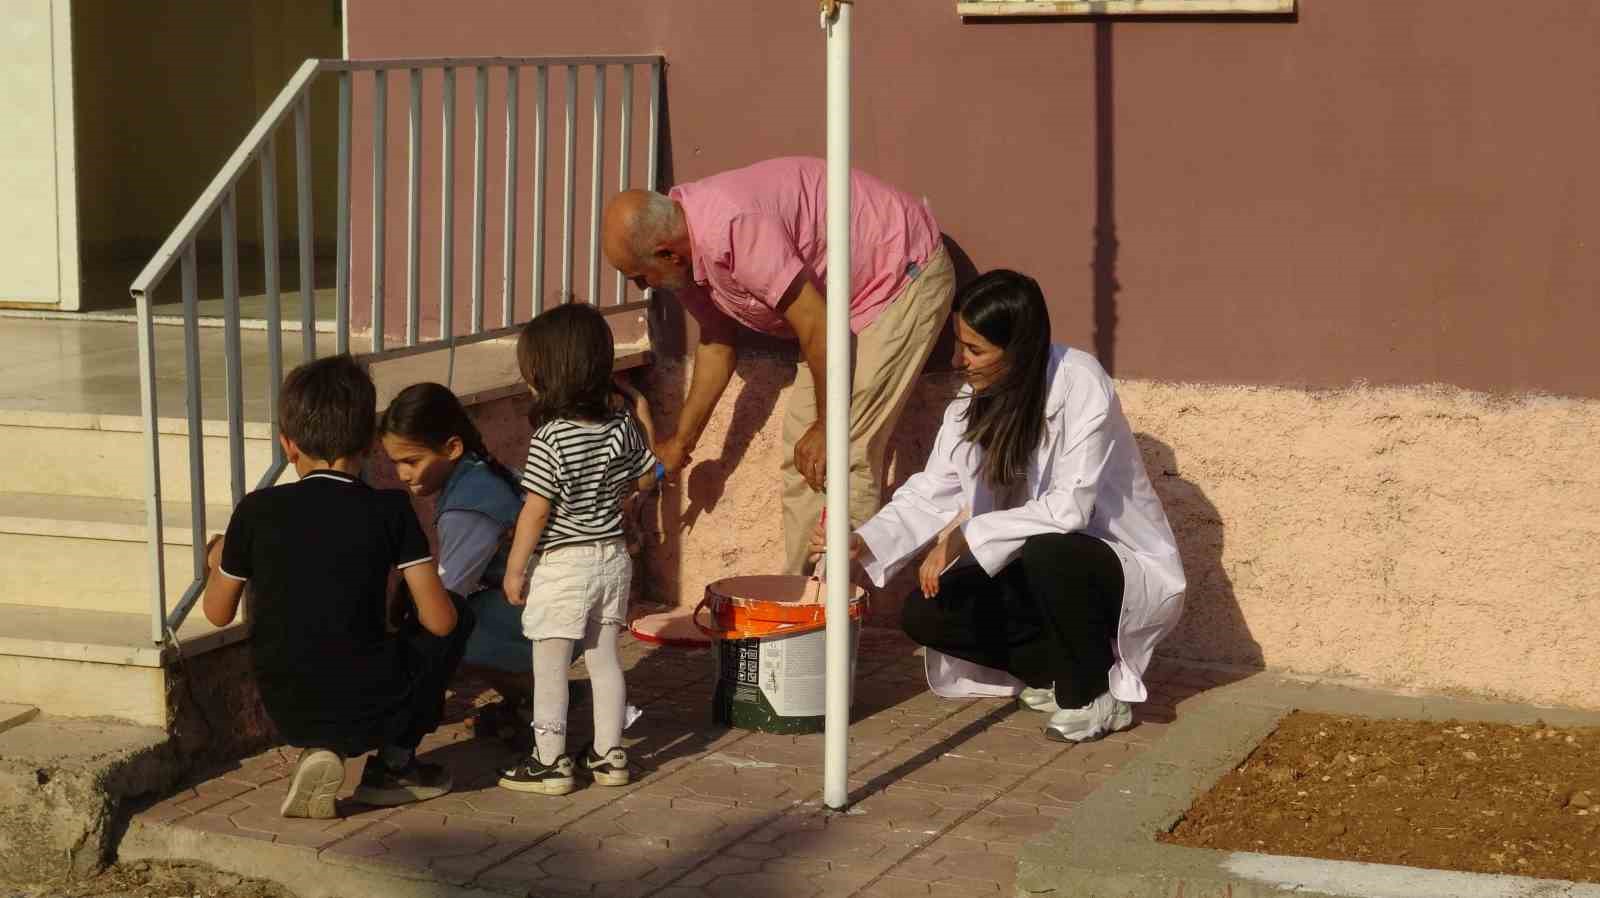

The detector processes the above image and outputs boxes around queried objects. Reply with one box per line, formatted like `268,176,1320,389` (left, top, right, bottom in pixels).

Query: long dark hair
957,270,1053,491
517,302,615,429
378,382,521,494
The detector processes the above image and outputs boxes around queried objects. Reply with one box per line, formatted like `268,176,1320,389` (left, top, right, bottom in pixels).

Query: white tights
530,620,625,765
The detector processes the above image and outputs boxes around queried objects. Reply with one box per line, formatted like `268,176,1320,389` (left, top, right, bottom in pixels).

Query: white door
0,0,78,308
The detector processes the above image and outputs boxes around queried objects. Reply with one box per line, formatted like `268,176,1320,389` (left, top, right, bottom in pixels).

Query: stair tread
0,602,245,667
0,491,234,544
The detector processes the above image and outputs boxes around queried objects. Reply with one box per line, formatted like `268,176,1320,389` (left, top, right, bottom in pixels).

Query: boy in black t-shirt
202,355,476,819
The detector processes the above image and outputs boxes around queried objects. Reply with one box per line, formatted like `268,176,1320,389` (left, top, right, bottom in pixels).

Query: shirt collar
667,184,711,287
302,469,361,484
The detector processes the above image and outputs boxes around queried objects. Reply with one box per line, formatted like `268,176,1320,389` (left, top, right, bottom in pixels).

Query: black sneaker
279,748,345,819
351,757,452,807
498,752,576,795
579,743,630,787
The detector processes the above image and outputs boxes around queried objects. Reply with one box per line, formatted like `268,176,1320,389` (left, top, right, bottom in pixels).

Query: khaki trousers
781,244,956,573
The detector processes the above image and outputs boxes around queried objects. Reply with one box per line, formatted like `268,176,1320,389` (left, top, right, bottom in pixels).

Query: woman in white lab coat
810,270,1185,743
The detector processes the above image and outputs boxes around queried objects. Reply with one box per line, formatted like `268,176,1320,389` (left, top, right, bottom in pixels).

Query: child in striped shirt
498,303,659,796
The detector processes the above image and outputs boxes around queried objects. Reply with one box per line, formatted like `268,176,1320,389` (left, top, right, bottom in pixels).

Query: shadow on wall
1137,432,1264,669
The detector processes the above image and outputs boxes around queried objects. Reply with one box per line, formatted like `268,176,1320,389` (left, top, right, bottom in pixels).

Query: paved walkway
127,628,1229,898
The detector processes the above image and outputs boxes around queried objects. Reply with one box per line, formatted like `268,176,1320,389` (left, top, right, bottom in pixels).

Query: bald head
602,189,693,291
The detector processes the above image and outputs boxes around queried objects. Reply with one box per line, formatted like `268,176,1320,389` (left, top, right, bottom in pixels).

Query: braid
464,430,523,495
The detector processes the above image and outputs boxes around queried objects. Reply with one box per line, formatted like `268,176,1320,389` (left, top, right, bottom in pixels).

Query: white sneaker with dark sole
280,748,345,819
1044,692,1135,743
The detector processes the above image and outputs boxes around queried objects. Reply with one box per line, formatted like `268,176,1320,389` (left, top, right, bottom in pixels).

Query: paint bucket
694,575,866,735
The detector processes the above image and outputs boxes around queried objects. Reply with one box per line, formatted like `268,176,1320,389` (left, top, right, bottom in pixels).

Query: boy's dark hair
278,354,377,461
379,382,521,493
517,303,614,428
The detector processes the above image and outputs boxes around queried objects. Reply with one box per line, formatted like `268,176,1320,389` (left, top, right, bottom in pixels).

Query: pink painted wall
346,0,1600,398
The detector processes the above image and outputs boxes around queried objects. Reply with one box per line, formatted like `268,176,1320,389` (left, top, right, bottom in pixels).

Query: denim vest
435,454,522,589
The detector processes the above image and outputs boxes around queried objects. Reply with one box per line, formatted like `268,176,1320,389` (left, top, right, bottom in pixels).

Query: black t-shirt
220,470,432,746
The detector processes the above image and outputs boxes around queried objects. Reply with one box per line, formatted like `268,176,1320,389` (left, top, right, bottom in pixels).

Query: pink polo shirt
668,157,940,339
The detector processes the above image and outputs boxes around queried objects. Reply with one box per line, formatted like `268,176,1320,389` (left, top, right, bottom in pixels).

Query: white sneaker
1017,686,1061,714
1044,692,1134,743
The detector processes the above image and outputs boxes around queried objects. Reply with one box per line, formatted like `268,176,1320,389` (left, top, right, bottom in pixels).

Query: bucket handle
692,589,866,642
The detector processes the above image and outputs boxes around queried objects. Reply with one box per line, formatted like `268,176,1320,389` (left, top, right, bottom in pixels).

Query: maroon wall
347,0,1600,398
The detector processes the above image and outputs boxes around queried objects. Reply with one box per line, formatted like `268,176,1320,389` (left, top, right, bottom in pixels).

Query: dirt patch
2,860,296,898
1162,711,1600,882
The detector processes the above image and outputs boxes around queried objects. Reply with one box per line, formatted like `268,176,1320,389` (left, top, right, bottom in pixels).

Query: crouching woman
811,270,1186,742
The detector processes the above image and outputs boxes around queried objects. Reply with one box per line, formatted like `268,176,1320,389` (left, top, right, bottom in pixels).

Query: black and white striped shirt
521,413,657,552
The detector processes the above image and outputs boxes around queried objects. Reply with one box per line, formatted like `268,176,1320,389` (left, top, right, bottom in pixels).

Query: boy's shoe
280,748,346,819
499,752,576,795
352,757,453,806
1017,686,1061,714
579,744,631,787
1044,692,1135,744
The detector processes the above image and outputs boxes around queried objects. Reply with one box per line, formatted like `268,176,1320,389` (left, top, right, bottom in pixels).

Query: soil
1162,711,1600,883
2,861,297,898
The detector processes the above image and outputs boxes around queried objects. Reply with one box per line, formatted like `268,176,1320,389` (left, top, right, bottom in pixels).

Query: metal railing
130,55,664,645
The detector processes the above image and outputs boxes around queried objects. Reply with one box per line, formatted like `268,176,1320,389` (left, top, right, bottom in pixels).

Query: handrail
131,54,664,645
131,59,322,300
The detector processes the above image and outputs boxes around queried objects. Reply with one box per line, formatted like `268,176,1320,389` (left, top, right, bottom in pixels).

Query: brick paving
132,627,1226,897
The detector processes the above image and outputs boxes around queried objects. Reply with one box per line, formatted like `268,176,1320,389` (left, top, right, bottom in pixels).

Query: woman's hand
806,515,867,567
917,524,968,599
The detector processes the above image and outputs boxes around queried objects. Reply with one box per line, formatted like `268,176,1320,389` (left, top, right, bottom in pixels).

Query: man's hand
918,525,968,599
205,534,224,573
654,433,692,482
794,422,826,492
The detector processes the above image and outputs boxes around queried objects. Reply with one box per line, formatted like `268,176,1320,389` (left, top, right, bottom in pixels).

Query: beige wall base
606,357,1600,710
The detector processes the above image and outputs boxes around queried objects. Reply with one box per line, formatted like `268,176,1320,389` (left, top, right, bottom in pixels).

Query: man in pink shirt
602,157,956,572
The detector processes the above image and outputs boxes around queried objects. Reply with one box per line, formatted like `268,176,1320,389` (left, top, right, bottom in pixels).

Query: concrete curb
1015,673,1600,898
119,817,517,898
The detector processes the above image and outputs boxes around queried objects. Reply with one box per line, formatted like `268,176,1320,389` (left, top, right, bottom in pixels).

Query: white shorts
520,537,631,641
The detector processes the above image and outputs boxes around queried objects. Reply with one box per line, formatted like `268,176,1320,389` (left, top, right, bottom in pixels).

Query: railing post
532,65,549,315
440,66,456,343
502,65,520,326
588,65,606,306
259,136,284,468
471,66,488,334
180,245,208,583
561,65,577,303
615,64,633,307
371,68,388,353
336,70,353,354
407,67,423,346
295,96,316,362
648,60,661,191
135,286,167,646
221,189,247,507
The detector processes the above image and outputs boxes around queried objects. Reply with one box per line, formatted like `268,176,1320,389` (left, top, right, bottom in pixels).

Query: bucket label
759,632,827,717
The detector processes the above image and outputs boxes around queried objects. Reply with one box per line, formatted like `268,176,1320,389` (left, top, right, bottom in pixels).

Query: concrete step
0,491,233,616
0,603,246,727
0,409,291,503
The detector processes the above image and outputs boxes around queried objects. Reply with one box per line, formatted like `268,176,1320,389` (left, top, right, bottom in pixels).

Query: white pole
822,0,852,812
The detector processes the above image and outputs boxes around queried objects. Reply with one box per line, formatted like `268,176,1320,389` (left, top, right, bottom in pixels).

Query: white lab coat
856,345,1186,703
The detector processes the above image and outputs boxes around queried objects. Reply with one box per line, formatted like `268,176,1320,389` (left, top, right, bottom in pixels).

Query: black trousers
901,532,1123,709
381,597,477,753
